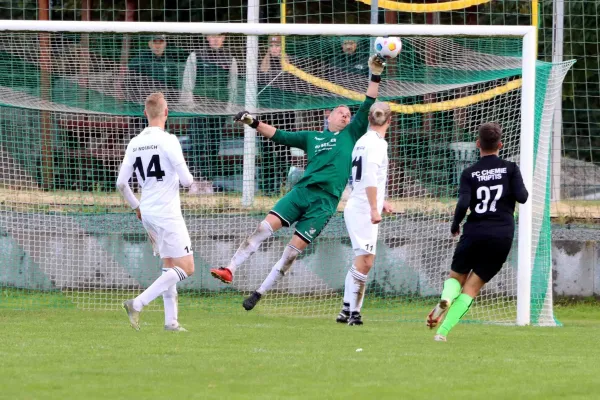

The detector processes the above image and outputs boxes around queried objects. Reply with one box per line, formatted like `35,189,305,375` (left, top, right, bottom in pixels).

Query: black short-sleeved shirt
451,155,529,239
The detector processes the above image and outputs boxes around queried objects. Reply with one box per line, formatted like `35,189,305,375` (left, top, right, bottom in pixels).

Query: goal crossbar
0,20,534,37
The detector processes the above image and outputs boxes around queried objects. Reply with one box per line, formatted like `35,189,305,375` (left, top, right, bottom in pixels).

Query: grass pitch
1,302,599,399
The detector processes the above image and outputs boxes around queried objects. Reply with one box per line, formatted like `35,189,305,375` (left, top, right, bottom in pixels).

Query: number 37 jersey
122,127,188,218
460,155,527,237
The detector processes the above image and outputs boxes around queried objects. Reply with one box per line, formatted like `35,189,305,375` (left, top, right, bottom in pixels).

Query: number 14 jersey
458,154,528,238
122,127,188,218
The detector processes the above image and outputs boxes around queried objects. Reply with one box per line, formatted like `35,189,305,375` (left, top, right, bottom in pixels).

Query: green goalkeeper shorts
269,185,339,243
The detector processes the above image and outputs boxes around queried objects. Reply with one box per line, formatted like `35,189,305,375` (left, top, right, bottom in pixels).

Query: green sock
441,278,462,302
437,293,473,337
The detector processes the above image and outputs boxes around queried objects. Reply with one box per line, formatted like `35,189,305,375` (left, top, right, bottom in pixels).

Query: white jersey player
337,102,393,326
118,92,194,332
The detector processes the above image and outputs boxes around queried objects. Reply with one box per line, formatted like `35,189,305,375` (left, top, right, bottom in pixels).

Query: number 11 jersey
122,127,187,218
458,154,528,238
346,130,389,213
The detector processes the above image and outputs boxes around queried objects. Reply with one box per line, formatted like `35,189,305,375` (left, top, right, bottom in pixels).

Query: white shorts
344,207,379,256
141,214,193,259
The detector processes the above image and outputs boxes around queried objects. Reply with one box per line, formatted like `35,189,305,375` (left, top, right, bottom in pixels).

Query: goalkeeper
211,55,385,311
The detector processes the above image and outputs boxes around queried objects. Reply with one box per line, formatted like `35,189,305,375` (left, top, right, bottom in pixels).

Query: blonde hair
145,92,166,119
368,102,391,126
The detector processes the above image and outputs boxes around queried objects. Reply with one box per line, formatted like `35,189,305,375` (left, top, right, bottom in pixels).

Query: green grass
1,303,599,399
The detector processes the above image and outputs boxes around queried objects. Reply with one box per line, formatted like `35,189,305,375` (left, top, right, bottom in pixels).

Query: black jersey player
426,122,529,342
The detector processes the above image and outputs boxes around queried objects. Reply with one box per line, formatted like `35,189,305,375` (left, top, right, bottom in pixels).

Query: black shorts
450,235,514,283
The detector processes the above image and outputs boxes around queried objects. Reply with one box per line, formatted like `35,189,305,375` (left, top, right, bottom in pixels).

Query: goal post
517,28,536,327
0,21,572,326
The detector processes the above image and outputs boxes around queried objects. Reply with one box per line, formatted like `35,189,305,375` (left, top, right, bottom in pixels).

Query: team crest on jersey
309,228,316,235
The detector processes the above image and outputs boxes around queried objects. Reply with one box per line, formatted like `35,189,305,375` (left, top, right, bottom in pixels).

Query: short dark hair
478,123,502,151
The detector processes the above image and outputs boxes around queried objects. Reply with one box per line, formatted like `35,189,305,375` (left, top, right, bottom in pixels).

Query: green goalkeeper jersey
271,96,375,200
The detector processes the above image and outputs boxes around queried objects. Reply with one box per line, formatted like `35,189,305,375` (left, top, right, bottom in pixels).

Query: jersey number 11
351,156,363,182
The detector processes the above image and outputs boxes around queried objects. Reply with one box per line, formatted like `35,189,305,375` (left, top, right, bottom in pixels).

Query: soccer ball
374,37,402,59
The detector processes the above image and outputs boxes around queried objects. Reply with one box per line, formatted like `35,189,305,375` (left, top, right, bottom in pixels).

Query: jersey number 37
133,154,166,182
475,185,503,214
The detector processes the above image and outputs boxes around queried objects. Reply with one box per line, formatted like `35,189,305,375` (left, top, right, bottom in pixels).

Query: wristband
250,119,260,129
370,74,381,83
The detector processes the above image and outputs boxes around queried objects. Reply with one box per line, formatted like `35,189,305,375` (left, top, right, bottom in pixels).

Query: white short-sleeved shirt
122,127,186,218
346,130,389,213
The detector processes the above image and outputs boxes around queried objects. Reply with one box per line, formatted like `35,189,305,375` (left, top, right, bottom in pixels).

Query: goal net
0,22,573,325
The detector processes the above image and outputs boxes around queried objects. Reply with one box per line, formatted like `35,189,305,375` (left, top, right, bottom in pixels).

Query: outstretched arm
347,56,386,141
366,55,385,99
365,80,380,100
234,111,276,139
233,111,307,151
256,122,277,139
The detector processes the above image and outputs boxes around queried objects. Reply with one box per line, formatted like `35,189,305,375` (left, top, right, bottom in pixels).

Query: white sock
349,266,368,313
342,268,353,312
228,220,273,274
257,245,301,295
162,268,178,326
133,267,187,311
257,266,283,295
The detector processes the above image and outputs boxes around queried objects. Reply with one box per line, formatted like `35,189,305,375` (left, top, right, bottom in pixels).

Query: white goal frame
0,20,537,326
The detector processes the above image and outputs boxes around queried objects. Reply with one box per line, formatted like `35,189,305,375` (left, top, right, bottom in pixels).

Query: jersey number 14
133,154,166,182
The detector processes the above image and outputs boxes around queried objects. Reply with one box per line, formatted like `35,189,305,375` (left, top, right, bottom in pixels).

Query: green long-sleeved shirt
271,96,375,200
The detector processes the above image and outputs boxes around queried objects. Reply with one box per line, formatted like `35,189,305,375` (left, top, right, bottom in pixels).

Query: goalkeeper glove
368,54,385,76
234,111,260,129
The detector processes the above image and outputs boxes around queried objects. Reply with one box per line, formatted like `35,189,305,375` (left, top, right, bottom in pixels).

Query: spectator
192,35,238,184
197,34,236,71
128,35,179,92
260,36,289,73
334,37,369,76
258,36,293,196
208,34,225,50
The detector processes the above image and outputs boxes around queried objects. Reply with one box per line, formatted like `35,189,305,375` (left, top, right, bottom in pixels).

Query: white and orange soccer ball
374,36,402,59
